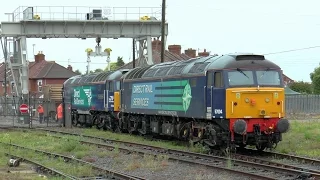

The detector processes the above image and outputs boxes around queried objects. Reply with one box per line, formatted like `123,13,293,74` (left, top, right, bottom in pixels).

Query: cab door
211,71,225,118
206,71,213,119
107,81,114,110
120,80,124,110
105,81,109,111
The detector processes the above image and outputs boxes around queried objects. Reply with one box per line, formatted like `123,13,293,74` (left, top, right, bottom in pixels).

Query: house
282,73,295,87
118,38,295,84
0,52,77,96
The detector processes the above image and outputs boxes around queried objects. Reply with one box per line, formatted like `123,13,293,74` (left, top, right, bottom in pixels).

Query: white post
146,36,153,65
106,55,111,71
87,55,91,74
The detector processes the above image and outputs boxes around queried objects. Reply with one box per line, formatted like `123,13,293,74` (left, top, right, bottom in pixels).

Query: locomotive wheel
96,118,105,130
103,116,113,131
256,143,267,152
180,126,190,140
238,144,246,149
138,118,148,136
72,114,78,127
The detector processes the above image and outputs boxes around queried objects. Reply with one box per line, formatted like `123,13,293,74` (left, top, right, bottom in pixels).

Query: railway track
5,153,78,180
238,148,320,166
0,141,145,180
23,127,319,180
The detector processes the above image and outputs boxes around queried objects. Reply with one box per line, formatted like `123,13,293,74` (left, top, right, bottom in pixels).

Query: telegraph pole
32,44,35,56
132,39,135,68
160,0,166,63
2,38,8,117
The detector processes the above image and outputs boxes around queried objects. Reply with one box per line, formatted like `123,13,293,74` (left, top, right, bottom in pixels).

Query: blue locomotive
63,53,289,151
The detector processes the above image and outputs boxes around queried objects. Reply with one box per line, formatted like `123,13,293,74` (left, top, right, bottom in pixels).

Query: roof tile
0,59,77,81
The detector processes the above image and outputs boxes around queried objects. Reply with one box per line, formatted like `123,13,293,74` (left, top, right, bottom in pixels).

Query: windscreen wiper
236,68,249,78
260,67,270,78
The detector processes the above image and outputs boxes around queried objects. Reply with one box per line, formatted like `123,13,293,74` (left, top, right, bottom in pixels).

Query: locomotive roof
123,53,281,80
64,69,130,86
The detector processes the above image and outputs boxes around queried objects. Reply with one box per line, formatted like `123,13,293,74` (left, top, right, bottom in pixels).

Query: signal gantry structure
0,6,168,125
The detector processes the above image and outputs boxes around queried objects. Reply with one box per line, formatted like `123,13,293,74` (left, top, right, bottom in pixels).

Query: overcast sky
0,0,319,82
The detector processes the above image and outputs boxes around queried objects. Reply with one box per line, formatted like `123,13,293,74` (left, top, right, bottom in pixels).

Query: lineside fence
286,95,320,114
0,96,60,128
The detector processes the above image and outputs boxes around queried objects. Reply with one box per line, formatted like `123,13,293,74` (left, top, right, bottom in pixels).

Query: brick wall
0,85,11,96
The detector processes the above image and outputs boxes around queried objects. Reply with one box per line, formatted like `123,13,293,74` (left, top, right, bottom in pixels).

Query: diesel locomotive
63,53,290,151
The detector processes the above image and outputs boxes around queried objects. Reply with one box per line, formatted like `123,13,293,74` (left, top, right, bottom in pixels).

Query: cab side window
108,81,114,91
207,72,213,87
116,81,120,91
214,72,223,88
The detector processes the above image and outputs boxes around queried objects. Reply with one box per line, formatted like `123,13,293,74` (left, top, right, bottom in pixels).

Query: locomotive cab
222,55,290,150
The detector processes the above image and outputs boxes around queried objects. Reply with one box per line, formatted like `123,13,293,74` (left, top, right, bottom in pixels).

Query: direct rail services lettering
132,85,153,94
132,98,149,107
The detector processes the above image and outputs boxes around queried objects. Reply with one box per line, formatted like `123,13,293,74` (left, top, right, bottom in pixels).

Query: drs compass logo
131,80,193,112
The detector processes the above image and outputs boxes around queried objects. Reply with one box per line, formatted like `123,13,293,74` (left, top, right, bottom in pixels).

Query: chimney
168,45,181,55
198,49,210,57
67,65,73,71
184,48,196,58
151,37,162,52
35,51,45,63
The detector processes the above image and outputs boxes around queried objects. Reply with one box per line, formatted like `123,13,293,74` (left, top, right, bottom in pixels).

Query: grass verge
75,128,209,153
0,131,103,179
276,119,320,158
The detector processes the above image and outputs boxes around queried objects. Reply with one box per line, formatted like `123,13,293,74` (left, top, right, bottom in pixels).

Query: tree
310,66,320,94
74,69,82,75
104,62,119,71
116,56,125,67
289,81,313,94
94,68,104,73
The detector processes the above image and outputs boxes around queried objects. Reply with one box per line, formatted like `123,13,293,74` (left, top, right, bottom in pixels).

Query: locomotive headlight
245,98,249,103
265,98,270,103
260,109,266,115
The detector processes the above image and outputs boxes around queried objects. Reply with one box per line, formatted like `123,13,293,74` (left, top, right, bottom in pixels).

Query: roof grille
236,55,265,61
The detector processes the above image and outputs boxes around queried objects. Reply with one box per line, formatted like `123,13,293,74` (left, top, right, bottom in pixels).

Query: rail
4,6,162,22
5,153,78,180
8,127,320,179
34,128,320,180
243,148,320,166
1,141,145,180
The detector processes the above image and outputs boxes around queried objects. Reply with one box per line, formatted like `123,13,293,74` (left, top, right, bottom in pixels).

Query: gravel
82,151,248,180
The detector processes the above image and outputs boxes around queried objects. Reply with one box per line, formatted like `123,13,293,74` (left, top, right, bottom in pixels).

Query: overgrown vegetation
276,120,320,158
310,65,320,94
287,65,320,94
289,81,313,94
79,128,207,152
0,130,207,179
0,132,96,179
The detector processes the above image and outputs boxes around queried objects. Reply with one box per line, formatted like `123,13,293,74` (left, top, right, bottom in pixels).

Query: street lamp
85,48,93,74
85,46,112,74
104,48,112,71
